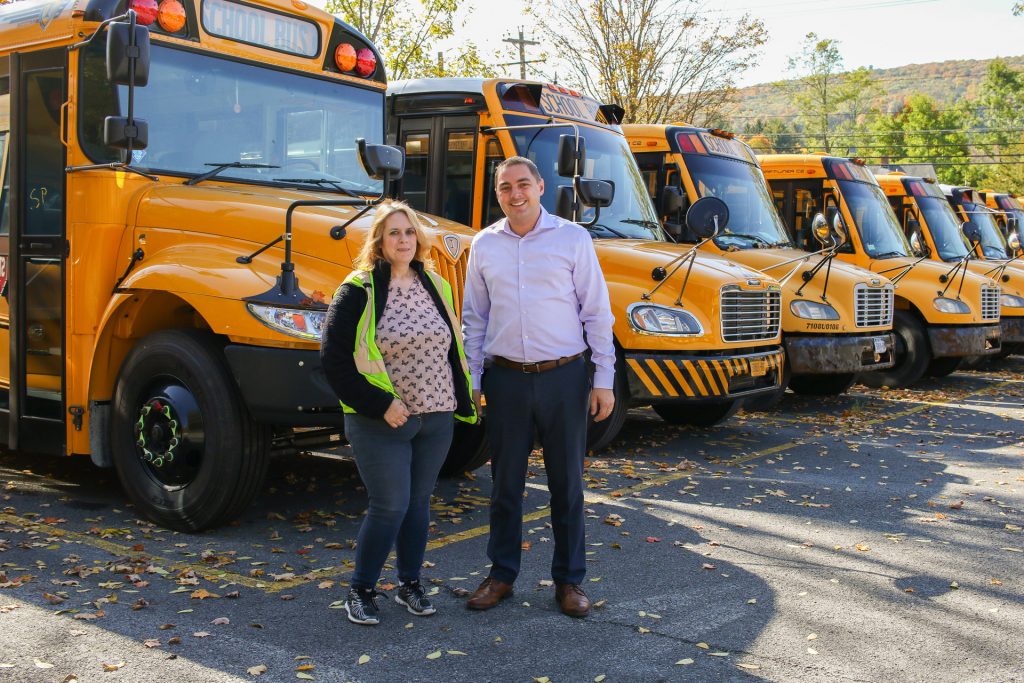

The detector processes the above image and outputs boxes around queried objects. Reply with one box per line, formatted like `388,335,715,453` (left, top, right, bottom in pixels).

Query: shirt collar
500,206,557,238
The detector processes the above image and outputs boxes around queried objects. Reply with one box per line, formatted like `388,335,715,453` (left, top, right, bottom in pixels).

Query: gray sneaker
395,580,436,616
344,587,380,625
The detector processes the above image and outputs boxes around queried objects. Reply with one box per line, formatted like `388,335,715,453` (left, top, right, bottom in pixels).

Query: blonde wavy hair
353,200,435,272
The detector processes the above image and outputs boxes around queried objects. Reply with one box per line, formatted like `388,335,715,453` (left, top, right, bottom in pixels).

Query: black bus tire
859,311,930,389
440,419,490,477
586,355,629,452
653,399,741,428
926,357,962,378
788,372,856,396
111,329,270,532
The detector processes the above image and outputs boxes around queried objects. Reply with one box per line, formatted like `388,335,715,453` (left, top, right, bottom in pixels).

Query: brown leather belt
492,353,584,374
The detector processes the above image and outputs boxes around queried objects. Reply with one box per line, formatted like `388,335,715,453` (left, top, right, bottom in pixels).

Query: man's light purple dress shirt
462,208,616,391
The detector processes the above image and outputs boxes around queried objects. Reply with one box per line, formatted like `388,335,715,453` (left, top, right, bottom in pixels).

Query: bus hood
127,184,477,302
594,239,776,285
728,247,889,285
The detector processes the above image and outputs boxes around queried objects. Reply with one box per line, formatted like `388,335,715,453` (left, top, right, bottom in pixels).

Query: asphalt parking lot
0,360,1022,683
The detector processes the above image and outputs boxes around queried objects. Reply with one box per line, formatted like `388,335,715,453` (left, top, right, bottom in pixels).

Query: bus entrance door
395,114,481,227
6,50,66,454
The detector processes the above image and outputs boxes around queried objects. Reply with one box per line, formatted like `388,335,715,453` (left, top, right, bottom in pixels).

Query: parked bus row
0,0,1017,531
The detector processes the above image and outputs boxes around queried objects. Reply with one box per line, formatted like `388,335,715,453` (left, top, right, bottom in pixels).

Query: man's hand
472,390,483,416
590,388,615,422
383,398,410,428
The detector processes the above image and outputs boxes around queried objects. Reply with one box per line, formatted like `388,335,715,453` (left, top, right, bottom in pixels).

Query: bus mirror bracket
660,185,684,216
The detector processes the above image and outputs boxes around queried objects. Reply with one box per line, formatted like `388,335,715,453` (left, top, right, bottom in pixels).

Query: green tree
867,94,974,185
784,34,881,155
972,59,1024,193
326,0,495,79
531,0,767,125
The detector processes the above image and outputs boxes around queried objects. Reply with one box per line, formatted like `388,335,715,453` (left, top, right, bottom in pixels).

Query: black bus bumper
928,324,1001,358
785,333,895,374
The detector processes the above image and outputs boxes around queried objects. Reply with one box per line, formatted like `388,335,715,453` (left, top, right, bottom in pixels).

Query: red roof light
130,0,159,25
355,48,376,77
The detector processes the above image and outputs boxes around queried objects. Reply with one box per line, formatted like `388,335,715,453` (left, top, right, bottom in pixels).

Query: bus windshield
837,180,910,258
915,196,969,261
79,41,384,193
682,154,791,250
505,115,663,240
963,202,1009,259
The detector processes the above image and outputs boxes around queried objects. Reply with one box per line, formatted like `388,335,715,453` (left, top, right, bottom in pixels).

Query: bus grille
981,286,1001,321
720,288,781,343
430,247,470,314
854,284,894,328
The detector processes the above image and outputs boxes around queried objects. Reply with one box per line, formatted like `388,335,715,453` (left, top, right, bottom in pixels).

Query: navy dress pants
482,357,590,585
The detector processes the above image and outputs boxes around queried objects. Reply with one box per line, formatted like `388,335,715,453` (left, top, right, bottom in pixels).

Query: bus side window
793,188,822,252
481,138,504,226
632,152,664,201
442,131,474,226
401,132,430,213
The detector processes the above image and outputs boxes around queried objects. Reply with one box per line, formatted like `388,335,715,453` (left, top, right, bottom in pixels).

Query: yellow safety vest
338,269,477,424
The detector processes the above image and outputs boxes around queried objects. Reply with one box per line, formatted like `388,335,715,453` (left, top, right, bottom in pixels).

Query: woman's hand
384,398,410,428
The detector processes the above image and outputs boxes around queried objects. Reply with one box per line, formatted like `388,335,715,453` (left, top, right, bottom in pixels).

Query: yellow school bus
387,79,785,448
0,0,487,530
759,155,1001,387
624,124,896,401
979,190,1024,257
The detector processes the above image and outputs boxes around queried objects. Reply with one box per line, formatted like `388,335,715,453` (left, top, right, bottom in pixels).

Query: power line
754,128,1024,138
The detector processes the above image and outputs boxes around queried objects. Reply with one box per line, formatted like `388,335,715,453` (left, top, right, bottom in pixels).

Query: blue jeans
344,411,454,589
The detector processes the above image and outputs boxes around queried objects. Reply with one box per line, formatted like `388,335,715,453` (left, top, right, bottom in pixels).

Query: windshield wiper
276,178,362,198
871,251,905,260
185,161,280,186
588,222,630,239
717,232,773,248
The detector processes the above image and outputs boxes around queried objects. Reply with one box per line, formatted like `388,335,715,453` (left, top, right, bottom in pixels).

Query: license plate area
749,358,768,377
873,337,888,354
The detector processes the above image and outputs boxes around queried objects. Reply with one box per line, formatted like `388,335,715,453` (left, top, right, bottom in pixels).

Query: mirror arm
794,245,838,297
886,255,929,285
673,221,721,306
66,9,134,52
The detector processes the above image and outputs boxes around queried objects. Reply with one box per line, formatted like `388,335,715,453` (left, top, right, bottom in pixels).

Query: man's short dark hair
494,156,542,188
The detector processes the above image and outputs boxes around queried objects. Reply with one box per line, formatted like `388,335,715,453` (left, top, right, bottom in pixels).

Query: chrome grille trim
854,284,894,328
430,247,470,314
720,287,782,342
981,285,1001,321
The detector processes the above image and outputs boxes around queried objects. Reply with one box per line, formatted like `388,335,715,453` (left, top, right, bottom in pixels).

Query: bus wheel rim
132,382,205,489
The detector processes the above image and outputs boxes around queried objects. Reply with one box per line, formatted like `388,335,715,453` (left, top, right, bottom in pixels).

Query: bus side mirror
685,196,729,239
576,178,613,208
357,140,405,181
104,19,151,151
825,204,848,246
961,220,981,244
660,185,684,216
1007,230,1020,252
557,134,585,177
906,217,920,235
909,230,930,258
107,21,150,86
555,185,574,220
811,213,830,245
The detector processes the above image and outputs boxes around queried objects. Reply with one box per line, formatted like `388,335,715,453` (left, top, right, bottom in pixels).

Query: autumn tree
867,94,974,185
531,0,767,125
326,0,494,80
972,59,1024,193
784,34,881,155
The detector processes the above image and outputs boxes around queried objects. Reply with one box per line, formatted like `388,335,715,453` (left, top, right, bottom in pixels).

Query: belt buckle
522,361,542,373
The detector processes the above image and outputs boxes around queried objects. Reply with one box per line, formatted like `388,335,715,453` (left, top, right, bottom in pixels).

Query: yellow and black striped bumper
624,347,785,402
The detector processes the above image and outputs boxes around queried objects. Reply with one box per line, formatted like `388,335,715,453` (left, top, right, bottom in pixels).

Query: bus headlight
932,297,970,314
1001,294,1024,308
247,303,327,340
790,300,840,320
627,303,703,335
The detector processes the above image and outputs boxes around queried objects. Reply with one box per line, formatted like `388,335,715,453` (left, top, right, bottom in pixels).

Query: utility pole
501,27,543,79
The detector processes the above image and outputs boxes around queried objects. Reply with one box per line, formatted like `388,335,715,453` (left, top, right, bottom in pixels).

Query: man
462,156,616,618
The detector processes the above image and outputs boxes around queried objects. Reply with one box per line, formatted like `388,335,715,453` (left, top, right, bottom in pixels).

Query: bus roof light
709,128,735,139
334,43,357,72
354,48,376,77
157,0,186,33
675,131,697,153
130,0,159,25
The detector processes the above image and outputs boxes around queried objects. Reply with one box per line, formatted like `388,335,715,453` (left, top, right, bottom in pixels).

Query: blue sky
313,0,1023,87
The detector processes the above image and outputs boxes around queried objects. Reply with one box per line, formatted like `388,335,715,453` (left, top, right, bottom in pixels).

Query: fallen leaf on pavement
191,589,219,600
357,655,370,665
101,662,125,672
426,651,442,660
247,665,267,676
211,617,230,625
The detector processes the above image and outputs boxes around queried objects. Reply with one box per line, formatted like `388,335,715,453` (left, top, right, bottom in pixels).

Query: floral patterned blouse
376,276,457,414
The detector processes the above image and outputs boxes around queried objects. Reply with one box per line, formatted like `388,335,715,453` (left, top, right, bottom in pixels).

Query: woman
320,200,476,625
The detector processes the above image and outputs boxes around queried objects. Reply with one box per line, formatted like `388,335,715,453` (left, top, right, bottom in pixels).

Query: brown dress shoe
555,582,590,617
467,577,514,610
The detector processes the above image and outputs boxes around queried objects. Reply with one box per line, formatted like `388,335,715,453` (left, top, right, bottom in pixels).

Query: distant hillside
722,56,1024,129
